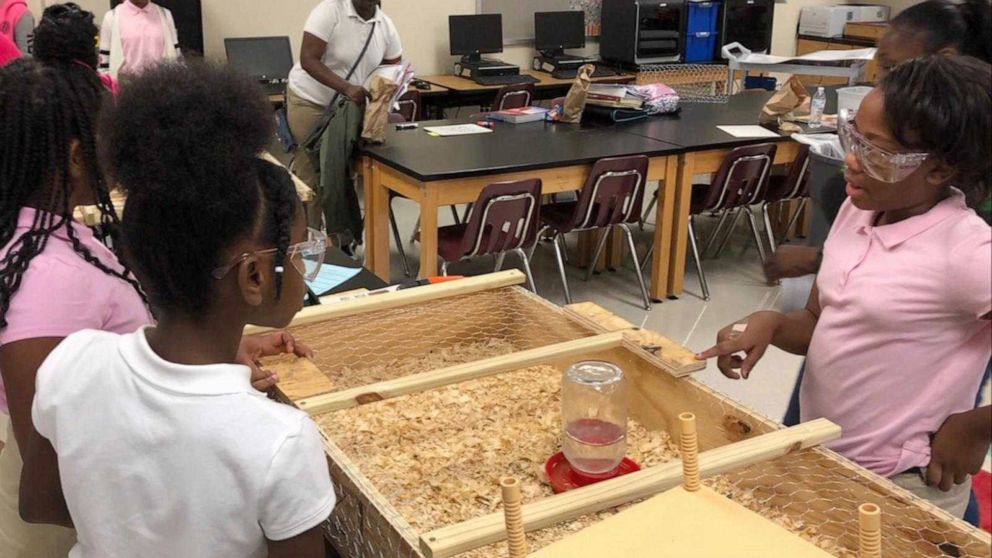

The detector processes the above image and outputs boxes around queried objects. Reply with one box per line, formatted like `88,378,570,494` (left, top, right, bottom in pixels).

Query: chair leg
620,224,652,311
778,198,808,245
461,203,473,223
557,234,570,264
389,206,412,277
495,252,506,272
530,226,549,260
514,248,538,294
640,190,658,231
450,206,462,225
745,208,769,263
552,234,573,305
713,208,744,259
409,216,420,244
688,215,710,301
440,261,449,276
762,203,778,253
586,228,611,281
701,209,732,257
639,242,654,273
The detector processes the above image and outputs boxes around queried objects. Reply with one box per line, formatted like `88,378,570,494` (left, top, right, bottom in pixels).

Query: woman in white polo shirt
286,0,402,226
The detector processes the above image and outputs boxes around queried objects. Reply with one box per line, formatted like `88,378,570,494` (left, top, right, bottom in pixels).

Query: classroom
0,0,990,556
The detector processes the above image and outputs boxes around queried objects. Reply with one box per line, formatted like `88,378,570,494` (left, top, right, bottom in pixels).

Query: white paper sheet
734,48,877,66
717,125,782,139
423,124,494,137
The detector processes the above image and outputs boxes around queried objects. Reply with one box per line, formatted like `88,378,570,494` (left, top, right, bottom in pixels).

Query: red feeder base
545,452,642,493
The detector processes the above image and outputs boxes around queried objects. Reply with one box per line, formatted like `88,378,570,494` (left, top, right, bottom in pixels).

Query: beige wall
29,0,878,74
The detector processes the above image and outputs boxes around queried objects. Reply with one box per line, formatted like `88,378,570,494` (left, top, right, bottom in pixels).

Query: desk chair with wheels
762,144,810,251
643,144,777,301
538,155,652,309
493,83,535,111
394,90,422,123
425,179,543,293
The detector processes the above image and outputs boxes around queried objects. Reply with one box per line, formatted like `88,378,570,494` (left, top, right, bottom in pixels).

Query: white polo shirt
33,328,335,558
288,0,403,106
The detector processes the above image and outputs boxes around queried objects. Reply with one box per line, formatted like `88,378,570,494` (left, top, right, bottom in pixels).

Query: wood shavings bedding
318,364,680,535
326,338,519,392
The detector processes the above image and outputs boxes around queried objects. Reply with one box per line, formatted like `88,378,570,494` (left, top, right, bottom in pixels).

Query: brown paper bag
362,75,400,144
560,64,595,124
759,76,811,126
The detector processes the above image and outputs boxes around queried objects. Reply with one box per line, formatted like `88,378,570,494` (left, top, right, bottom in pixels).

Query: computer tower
721,0,774,54
601,0,688,67
110,0,203,56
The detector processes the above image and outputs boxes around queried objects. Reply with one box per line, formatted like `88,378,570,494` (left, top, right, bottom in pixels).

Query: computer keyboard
474,74,540,86
551,68,618,80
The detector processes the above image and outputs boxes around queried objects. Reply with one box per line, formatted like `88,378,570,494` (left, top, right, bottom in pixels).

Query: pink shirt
117,0,167,76
802,191,992,477
0,208,153,411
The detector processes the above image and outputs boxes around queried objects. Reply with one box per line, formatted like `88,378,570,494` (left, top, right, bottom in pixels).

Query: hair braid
256,159,300,299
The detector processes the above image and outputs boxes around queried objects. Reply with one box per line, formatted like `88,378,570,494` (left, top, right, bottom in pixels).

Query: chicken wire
635,63,730,103
283,287,596,394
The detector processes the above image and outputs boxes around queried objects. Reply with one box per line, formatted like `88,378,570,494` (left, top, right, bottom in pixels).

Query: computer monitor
224,36,293,82
535,11,586,56
449,14,503,62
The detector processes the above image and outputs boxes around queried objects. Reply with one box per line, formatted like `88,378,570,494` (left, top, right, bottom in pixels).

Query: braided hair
0,34,144,329
100,61,299,317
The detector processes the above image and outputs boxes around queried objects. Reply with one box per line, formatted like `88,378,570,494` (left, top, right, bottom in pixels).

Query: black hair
890,0,992,63
99,61,300,317
0,54,144,328
34,3,99,70
880,55,991,214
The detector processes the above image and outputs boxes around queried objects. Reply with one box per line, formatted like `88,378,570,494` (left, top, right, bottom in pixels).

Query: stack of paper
587,84,645,110
366,61,415,111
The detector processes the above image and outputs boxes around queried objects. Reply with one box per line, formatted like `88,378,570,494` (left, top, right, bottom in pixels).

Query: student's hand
344,84,371,106
927,407,992,492
695,311,783,380
237,332,315,392
764,246,821,283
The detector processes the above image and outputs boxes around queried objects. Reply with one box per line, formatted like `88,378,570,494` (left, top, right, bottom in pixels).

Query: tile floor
381,192,811,422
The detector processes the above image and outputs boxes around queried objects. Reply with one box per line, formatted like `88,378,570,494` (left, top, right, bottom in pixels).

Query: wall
28,0,890,74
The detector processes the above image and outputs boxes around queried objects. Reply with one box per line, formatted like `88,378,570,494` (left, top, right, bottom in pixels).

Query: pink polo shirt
0,208,153,412
117,0,167,76
802,191,992,477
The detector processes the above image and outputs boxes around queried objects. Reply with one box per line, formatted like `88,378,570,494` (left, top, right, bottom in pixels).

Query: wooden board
564,302,704,376
261,355,335,403
845,22,886,41
529,486,834,557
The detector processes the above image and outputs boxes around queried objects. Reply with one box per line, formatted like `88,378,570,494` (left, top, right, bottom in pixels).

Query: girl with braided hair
0,7,313,556
18,61,333,557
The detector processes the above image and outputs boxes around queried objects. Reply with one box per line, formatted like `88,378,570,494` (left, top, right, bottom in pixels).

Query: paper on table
306,264,362,297
735,48,877,65
717,125,782,139
423,124,494,137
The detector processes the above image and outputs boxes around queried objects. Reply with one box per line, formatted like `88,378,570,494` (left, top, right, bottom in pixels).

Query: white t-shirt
33,328,335,558
288,0,403,106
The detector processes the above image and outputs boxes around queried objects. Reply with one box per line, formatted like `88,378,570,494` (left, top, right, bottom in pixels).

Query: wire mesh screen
636,64,730,103
285,288,596,394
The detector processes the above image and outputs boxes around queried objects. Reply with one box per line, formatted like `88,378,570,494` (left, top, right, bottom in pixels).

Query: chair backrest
460,179,543,258
699,143,778,212
569,155,650,231
493,84,534,111
394,90,421,122
387,112,406,124
771,144,811,202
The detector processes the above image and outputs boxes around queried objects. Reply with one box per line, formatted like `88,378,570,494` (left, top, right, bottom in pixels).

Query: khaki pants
286,87,328,228
0,421,76,557
891,468,972,519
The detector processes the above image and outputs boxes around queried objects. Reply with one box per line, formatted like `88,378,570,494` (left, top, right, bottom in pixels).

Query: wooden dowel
419,419,841,558
500,477,527,558
859,503,881,558
297,332,626,415
244,270,526,336
679,412,700,492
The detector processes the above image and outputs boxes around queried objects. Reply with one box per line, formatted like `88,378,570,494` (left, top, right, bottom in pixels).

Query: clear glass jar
561,361,629,475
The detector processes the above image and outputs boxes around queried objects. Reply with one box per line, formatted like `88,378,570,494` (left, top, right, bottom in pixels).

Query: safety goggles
212,227,327,282
838,109,930,183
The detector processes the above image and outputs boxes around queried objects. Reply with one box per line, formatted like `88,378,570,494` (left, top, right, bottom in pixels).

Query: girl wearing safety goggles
699,55,991,519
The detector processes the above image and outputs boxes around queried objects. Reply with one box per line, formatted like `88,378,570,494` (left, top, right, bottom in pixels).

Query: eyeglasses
211,228,327,282
838,109,930,183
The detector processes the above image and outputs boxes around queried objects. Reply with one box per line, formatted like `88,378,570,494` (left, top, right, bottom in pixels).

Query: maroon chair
424,179,543,292
762,144,810,251
642,144,777,301
394,90,422,122
492,83,535,111
539,155,651,309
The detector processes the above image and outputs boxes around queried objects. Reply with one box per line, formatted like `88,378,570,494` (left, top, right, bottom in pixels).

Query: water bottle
809,87,827,129
561,361,629,476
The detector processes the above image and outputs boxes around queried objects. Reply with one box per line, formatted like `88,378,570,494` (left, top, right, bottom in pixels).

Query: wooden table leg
418,185,440,278
666,153,695,297
648,156,679,300
368,161,391,282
